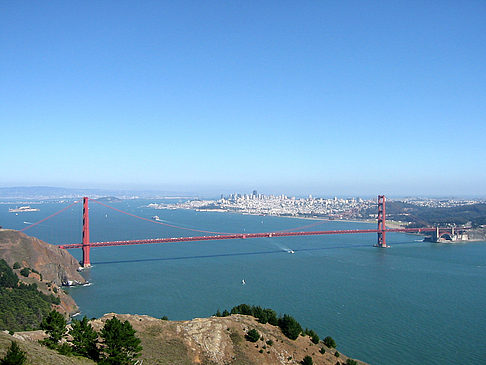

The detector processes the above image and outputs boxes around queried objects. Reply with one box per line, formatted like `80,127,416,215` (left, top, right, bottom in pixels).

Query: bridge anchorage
54,195,466,268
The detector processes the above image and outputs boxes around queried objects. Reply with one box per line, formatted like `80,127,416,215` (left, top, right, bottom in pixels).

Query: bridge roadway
59,227,436,249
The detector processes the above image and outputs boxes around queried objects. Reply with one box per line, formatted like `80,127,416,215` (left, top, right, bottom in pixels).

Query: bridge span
21,195,463,268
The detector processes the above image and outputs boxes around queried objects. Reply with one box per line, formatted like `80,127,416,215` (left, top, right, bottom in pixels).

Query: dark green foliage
246,329,260,342
259,349,263,353
19,268,30,278
12,263,21,270
220,304,316,341
323,336,337,348
160,315,168,320
99,317,142,365
57,343,72,356
40,310,66,347
301,355,313,365
0,260,18,288
0,262,62,331
215,309,222,317
69,316,100,360
346,359,358,365
266,339,273,346
230,304,278,325
335,351,340,358
1,341,26,365
304,328,319,344
319,347,326,354
222,309,230,317
278,314,303,340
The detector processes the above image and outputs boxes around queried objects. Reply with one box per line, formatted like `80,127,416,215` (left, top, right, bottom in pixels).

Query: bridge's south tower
82,197,91,267
377,195,387,248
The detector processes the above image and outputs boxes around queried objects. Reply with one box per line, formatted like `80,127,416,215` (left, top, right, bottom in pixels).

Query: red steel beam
59,227,446,250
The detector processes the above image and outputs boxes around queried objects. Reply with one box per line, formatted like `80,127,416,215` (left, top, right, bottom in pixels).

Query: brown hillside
91,313,365,365
0,229,86,286
2,314,365,364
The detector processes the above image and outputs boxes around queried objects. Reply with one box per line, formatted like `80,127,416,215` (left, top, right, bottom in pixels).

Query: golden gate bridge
20,195,459,268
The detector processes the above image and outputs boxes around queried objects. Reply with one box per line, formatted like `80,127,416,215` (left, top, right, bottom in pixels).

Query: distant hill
0,186,197,200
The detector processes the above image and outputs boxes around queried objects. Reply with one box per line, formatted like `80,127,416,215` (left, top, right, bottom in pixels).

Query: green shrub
346,359,358,365
246,329,260,342
302,355,313,365
319,347,326,354
19,268,30,278
335,351,340,358
259,349,264,353
1,341,26,364
278,314,303,340
160,316,168,320
323,336,336,348
13,262,21,270
266,339,273,346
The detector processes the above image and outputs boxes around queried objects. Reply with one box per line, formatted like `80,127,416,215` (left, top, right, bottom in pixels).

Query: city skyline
1,1,485,196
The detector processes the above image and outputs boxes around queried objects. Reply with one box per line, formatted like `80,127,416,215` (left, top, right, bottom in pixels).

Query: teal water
1,200,485,364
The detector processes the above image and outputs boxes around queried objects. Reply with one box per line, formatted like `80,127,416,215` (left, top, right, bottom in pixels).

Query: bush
301,355,313,365
12,263,21,270
304,328,320,344
246,329,260,342
259,349,263,353
1,341,26,365
19,268,30,278
323,336,336,348
334,351,340,358
278,314,302,340
346,359,358,365
319,347,326,354
160,316,168,320
266,339,273,346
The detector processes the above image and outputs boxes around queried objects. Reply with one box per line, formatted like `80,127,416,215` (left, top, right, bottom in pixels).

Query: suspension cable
90,200,236,235
20,200,81,232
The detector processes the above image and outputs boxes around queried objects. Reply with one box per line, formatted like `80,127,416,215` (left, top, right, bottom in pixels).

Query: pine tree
1,341,26,365
99,317,142,365
40,310,66,348
69,316,99,360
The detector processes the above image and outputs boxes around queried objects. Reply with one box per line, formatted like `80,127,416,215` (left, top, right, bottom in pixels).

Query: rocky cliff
0,229,86,286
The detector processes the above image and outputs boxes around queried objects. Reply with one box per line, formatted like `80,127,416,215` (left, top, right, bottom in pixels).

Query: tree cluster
217,304,327,342
0,260,59,331
40,311,142,365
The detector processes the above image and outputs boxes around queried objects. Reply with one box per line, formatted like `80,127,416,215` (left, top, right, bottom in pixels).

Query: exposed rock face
0,229,86,286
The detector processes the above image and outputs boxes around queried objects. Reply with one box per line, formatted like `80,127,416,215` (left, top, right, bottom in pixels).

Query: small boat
241,279,246,285
152,216,161,221
288,250,295,254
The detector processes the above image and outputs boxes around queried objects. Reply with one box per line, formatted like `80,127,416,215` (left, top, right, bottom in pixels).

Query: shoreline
163,206,407,229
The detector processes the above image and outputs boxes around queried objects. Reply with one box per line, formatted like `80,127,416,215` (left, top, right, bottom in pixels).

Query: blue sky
1,1,485,197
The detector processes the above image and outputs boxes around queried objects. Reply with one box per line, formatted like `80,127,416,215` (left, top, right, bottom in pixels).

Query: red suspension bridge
20,195,458,268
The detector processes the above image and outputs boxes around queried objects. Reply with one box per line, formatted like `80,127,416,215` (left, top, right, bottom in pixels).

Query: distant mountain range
0,186,197,200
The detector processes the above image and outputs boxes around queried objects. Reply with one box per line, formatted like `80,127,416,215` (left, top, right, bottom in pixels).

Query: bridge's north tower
377,195,387,248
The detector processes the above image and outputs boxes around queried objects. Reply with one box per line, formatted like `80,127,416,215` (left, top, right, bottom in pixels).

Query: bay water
1,199,485,364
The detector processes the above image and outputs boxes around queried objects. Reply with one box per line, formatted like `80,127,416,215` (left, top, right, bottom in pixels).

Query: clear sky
1,1,485,197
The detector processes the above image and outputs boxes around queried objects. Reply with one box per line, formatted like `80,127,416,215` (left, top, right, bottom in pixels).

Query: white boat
288,250,295,254
241,279,246,285
152,216,161,221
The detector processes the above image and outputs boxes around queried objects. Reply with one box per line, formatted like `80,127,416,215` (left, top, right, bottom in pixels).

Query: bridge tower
82,197,91,268
377,195,387,248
